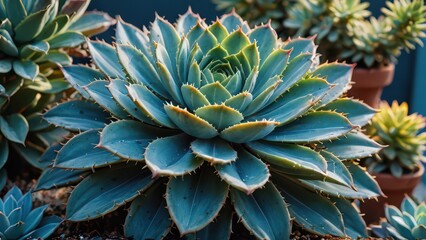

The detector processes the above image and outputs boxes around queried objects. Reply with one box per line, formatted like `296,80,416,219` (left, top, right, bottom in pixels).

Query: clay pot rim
373,163,424,180
351,63,395,88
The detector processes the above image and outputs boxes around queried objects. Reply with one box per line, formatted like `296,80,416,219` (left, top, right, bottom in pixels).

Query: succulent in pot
0,186,62,240
40,9,384,239
0,0,114,188
371,195,426,239
362,101,426,224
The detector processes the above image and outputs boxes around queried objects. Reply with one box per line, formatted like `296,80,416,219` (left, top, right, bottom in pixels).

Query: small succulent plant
40,10,384,239
0,186,62,240
0,0,114,188
365,101,426,177
372,195,426,239
212,0,294,36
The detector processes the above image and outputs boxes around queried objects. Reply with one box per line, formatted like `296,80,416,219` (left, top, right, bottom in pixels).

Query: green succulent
0,0,114,189
365,101,426,177
212,0,294,36
284,0,426,68
39,10,384,239
372,195,426,239
0,186,62,240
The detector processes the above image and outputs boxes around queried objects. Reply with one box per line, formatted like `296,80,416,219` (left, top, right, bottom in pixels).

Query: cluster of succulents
372,195,426,239
0,186,62,239
36,9,386,239
214,0,426,68
365,101,426,177
0,0,113,188
213,0,294,36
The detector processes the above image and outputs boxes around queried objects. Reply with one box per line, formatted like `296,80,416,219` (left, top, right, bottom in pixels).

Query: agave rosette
0,0,114,188
0,186,62,240
41,10,383,239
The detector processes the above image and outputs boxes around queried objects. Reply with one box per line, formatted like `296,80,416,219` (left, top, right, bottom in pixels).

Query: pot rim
374,162,425,180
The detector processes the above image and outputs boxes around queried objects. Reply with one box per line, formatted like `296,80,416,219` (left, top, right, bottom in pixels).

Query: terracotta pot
347,64,395,108
361,163,424,224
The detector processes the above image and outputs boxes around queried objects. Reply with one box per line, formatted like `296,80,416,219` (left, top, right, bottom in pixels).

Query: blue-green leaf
13,60,39,80
68,11,113,36
323,132,383,160
199,82,232,104
6,0,27,26
222,29,250,55
314,63,354,106
55,130,121,169
107,80,155,124
195,104,243,130
124,181,171,240
264,111,354,142
20,41,49,59
181,84,210,111
0,59,12,73
48,31,85,48
187,201,233,240
164,105,218,139
273,176,345,237
100,120,175,161
190,138,237,164
67,165,154,221
84,80,128,118
0,113,28,145
231,182,291,240
254,49,289,94
20,216,62,239
87,41,125,79
246,141,327,178
283,37,316,61
176,8,204,35
145,134,203,176
223,92,253,112
62,65,105,99
0,136,9,169
333,198,367,238
167,166,229,235
219,12,250,33
128,84,176,128
220,121,278,143
44,100,110,131
249,25,277,63
14,5,51,42
216,147,269,194
35,168,88,191
320,98,377,127
115,17,150,54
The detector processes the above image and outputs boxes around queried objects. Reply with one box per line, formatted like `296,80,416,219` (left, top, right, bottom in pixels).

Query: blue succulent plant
0,186,62,240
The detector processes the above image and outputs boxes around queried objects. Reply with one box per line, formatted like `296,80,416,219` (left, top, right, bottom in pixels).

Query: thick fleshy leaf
219,12,250,33
223,92,253,112
35,168,88,191
0,59,12,73
115,17,150,54
0,30,18,57
128,84,176,128
243,79,281,116
246,141,327,178
14,5,51,42
67,165,154,221
4,222,24,239
323,132,383,160
194,104,243,130
220,121,278,143
187,202,233,240
176,8,204,35
6,0,27,26
124,182,171,240
216,147,269,194
273,175,345,237
20,216,62,239
145,134,203,176
100,120,175,160
0,114,28,144
249,25,277,63
199,82,232,104
48,31,85,48
208,20,229,42
181,84,210,111
20,41,49,59
87,41,125,79
314,63,354,106
85,80,128,118
320,98,377,127
62,65,105,99
107,80,155,124
44,100,110,131
68,11,114,36
0,137,8,169
190,138,237,164
13,60,39,80
156,61,183,104
166,166,229,234
222,29,250,55
333,198,368,238
116,44,169,98
254,49,290,95
164,105,219,139
321,151,353,187
55,130,121,169
231,182,291,240
264,111,354,142
283,38,316,61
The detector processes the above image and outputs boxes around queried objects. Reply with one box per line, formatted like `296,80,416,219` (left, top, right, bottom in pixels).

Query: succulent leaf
166,167,229,234
333,198,368,238
190,138,237,164
67,165,154,221
231,182,291,240
35,168,88,191
321,98,377,127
